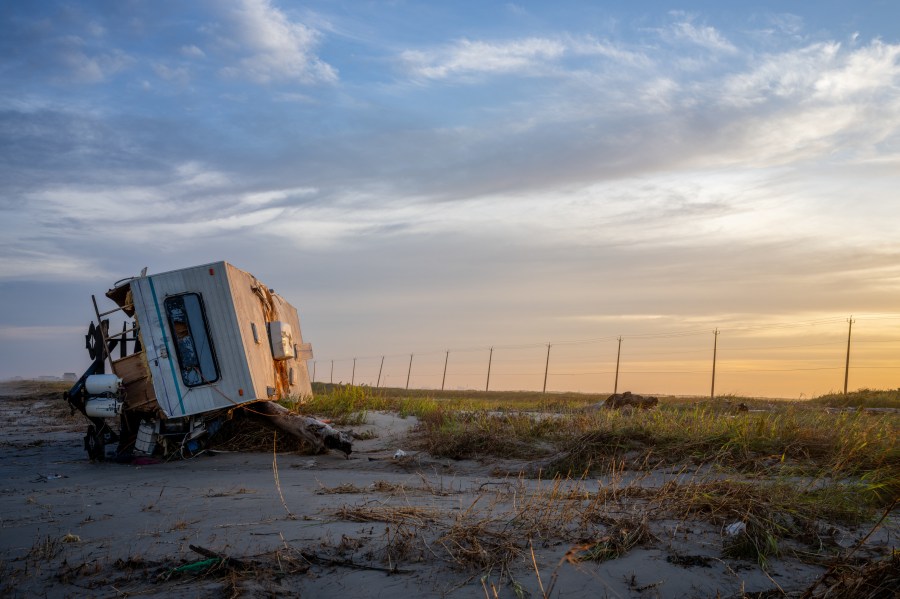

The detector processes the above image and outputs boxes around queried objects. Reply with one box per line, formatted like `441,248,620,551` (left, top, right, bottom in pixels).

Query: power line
319,313,900,362
313,312,900,395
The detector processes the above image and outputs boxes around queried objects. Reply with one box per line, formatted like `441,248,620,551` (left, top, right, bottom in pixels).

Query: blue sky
1,1,899,395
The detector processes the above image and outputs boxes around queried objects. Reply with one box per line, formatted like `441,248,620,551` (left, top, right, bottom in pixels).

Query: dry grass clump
805,551,899,599
324,470,886,578
372,480,406,493
328,476,652,577
650,479,875,568
571,516,656,562
333,505,440,526
416,407,559,460
213,416,310,453
26,534,62,561
438,518,522,572
316,482,367,495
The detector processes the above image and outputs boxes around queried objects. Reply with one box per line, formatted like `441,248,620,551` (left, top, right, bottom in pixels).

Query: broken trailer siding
223,264,313,401
128,261,312,419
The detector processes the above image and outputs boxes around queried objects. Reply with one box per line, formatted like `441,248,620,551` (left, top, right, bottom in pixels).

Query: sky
1,0,899,397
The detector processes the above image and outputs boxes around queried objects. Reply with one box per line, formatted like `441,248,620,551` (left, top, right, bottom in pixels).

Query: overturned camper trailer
64,261,351,461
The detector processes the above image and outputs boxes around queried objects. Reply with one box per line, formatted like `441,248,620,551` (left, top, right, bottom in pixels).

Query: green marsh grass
301,384,440,424
300,385,897,509
810,388,900,410
274,386,900,518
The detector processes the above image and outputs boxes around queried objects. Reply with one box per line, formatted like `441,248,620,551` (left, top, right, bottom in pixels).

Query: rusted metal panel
269,289,313,399
221,264,313,401
224,265,280,401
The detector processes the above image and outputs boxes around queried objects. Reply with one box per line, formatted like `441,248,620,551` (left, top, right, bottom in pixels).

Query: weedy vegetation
299,384,898,583
267,384,899,514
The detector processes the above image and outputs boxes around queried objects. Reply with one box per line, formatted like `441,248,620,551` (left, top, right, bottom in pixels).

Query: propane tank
84,397,123,418
85,374,122,395
135,420,158,455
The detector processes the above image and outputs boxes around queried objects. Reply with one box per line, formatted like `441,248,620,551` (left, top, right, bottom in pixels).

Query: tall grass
407,395,898,510
286,386,899,510
298,384,440,424
810,388,900,409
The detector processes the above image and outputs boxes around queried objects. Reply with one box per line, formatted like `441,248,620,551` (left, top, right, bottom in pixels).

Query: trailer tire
84,425,106,461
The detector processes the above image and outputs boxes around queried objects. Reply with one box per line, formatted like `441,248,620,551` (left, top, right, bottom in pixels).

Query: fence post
542,343,551,394
710,328,719,400
486,346,493,392
613,336,622,395
351,358,356,386
844,316,855,395
406,354,414,390
441,351,449,391
376,356,384,388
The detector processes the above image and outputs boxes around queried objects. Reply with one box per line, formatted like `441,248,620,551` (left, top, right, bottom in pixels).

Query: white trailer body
121,261,312,418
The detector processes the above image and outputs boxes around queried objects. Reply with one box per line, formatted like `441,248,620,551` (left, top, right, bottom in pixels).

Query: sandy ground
1,382,895,598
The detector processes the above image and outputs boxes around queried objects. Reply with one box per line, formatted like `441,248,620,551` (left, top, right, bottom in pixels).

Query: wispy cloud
241,187,318,206
57,36,133,83
569,36,651,66
708,39,900,167
401,37,566,80
0,246,112,280
813,39,900,100
719,42,842,106
179,44,205,59
667,18,738,54
217,0,337,84
152,62,190,85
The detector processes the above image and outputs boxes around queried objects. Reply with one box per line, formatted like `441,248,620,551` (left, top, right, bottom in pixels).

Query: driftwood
246,401,353,457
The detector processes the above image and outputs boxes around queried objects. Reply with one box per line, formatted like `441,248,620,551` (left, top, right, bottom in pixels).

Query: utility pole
330,360,334,385
542,343,551,394
406,354,413,391
613,336,622,395
486,347,493,392
312,361,316,383
351,358,356,386
710,328,719,400
376,356,384,388
441,351,449,391
844,316,855,395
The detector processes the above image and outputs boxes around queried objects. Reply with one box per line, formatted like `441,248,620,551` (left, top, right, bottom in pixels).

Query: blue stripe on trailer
148,276,185,415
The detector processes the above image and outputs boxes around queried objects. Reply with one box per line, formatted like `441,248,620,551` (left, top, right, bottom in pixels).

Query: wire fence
310,314,900,399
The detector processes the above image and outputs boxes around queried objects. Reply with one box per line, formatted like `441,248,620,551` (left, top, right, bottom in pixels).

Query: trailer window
164,293,220,387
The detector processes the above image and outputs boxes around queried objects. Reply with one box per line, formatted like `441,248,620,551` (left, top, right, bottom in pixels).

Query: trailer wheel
84,425,106,461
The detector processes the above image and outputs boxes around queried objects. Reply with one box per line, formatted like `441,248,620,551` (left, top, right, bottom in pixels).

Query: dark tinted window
164,293,219,387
